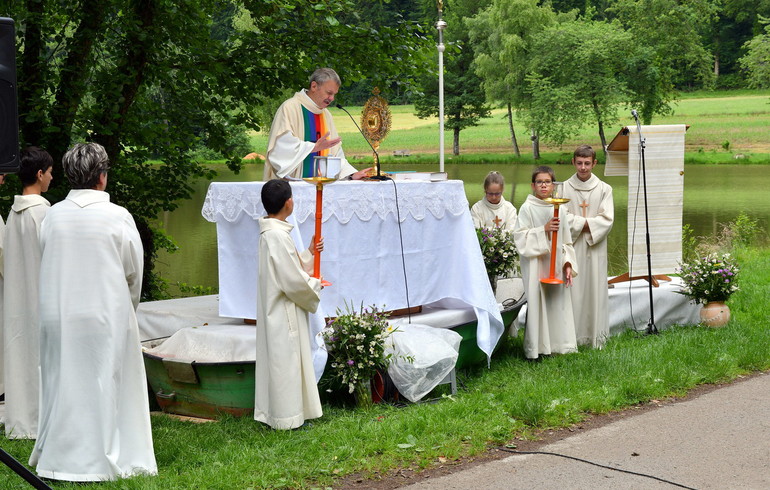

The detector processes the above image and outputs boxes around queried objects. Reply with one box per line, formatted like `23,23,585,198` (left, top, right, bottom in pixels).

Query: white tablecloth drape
201,180,504,361
516,277,701,334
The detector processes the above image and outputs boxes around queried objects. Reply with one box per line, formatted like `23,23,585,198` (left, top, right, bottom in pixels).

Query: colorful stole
301,106,329,178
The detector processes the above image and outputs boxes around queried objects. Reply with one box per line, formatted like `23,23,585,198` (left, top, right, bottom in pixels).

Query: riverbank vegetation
2,238,767,489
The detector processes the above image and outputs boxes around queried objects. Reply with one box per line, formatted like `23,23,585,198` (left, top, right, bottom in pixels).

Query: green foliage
466,0,557,107
609,0,718,122
5,0,431,299
724,212,764,249
175,282,219,297
681,224,699,264
413,0,492,155
466,0,558,156
739,18,770,89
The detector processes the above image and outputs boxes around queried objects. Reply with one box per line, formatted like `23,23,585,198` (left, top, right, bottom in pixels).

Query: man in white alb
563,145,614,347
0,173,5,414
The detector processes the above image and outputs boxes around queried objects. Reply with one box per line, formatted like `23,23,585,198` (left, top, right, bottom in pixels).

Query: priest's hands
310,235,324,255
313,132,341,153
563,264,573,287
350,167,374,180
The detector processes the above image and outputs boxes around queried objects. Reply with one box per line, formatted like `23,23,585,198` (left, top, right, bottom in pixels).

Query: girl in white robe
470,171,517,231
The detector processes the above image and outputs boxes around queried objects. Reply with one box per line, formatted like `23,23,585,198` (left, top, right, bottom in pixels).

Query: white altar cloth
137,279,703,369
201,180,503,360
146,324,256,363
515,277,701,335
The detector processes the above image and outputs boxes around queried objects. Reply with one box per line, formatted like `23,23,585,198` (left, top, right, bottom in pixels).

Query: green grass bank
2,246,768,489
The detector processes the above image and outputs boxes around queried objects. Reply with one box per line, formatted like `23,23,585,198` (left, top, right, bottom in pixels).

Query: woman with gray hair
61,142,110,189
29,142,157,481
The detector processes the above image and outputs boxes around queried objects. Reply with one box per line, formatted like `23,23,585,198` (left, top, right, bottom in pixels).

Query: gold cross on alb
493,215,502,227
579,200,589,217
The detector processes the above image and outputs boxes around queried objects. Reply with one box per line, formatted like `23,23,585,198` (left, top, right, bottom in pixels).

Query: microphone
631,109,639,121
336,103,389,180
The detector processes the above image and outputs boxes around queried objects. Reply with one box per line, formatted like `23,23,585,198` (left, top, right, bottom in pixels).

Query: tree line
2,0,433,298
411,0,770,156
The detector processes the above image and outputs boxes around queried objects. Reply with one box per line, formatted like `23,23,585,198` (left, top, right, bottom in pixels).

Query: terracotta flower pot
700,301,731,327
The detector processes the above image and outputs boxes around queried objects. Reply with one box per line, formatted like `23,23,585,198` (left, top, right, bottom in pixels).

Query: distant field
248,90,770,160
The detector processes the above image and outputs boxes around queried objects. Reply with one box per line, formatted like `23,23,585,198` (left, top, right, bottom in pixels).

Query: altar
201,180,504,360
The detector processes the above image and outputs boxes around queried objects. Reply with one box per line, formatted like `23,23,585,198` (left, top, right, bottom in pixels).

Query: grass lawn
2,246,768,489
248,89,770,162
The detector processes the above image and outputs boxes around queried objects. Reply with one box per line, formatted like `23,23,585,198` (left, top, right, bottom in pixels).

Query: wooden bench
392,149,411,157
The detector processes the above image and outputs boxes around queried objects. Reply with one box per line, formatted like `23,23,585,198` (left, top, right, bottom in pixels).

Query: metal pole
436,4,446,172
631,111,658,335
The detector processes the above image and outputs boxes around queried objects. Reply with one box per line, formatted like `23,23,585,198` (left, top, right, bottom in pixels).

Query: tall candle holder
303,156,340,287
540,181,570,285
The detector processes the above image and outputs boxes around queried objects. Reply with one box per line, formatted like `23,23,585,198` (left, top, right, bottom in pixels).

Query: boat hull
143,300,524,418
142,344,254,419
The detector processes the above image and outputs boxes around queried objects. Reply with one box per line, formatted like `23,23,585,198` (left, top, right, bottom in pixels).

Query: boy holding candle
254,179,324,429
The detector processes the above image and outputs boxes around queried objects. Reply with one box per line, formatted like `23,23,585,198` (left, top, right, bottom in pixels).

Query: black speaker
0,17,19,173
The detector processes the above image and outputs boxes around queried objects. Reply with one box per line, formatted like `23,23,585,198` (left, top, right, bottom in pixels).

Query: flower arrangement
322,304,398,397
677,252,740,305
477,226,519,279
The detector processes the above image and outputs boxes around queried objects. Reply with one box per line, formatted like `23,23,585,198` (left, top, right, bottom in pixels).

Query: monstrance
303,155,340,287
540,182,570,285
360,87,392,177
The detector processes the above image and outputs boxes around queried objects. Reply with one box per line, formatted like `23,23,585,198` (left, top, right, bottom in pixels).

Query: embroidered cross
579,200,589,217
493,215,502,227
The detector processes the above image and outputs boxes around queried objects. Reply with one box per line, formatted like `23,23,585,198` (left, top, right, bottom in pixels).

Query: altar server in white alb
563,145,614,348
470,171,518,231
263,68,370,181
29,143,156,481
3,147,53,439
514,166,578,360
0,173,6,411
255,179,324,430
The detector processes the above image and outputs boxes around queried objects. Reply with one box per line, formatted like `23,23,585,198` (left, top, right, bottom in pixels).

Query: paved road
404,372,770,489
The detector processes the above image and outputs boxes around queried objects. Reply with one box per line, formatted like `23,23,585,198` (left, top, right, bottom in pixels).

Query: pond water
154,163,769,293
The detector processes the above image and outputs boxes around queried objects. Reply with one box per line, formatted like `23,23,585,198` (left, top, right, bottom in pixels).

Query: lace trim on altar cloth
201,181,470,224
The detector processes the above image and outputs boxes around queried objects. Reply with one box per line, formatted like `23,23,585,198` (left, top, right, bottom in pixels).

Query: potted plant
476,226,519,293
677,252,740,326
322,304,399,407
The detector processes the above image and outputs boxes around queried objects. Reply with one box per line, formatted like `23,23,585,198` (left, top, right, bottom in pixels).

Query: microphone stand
336,104,390,180
632,110,658,335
